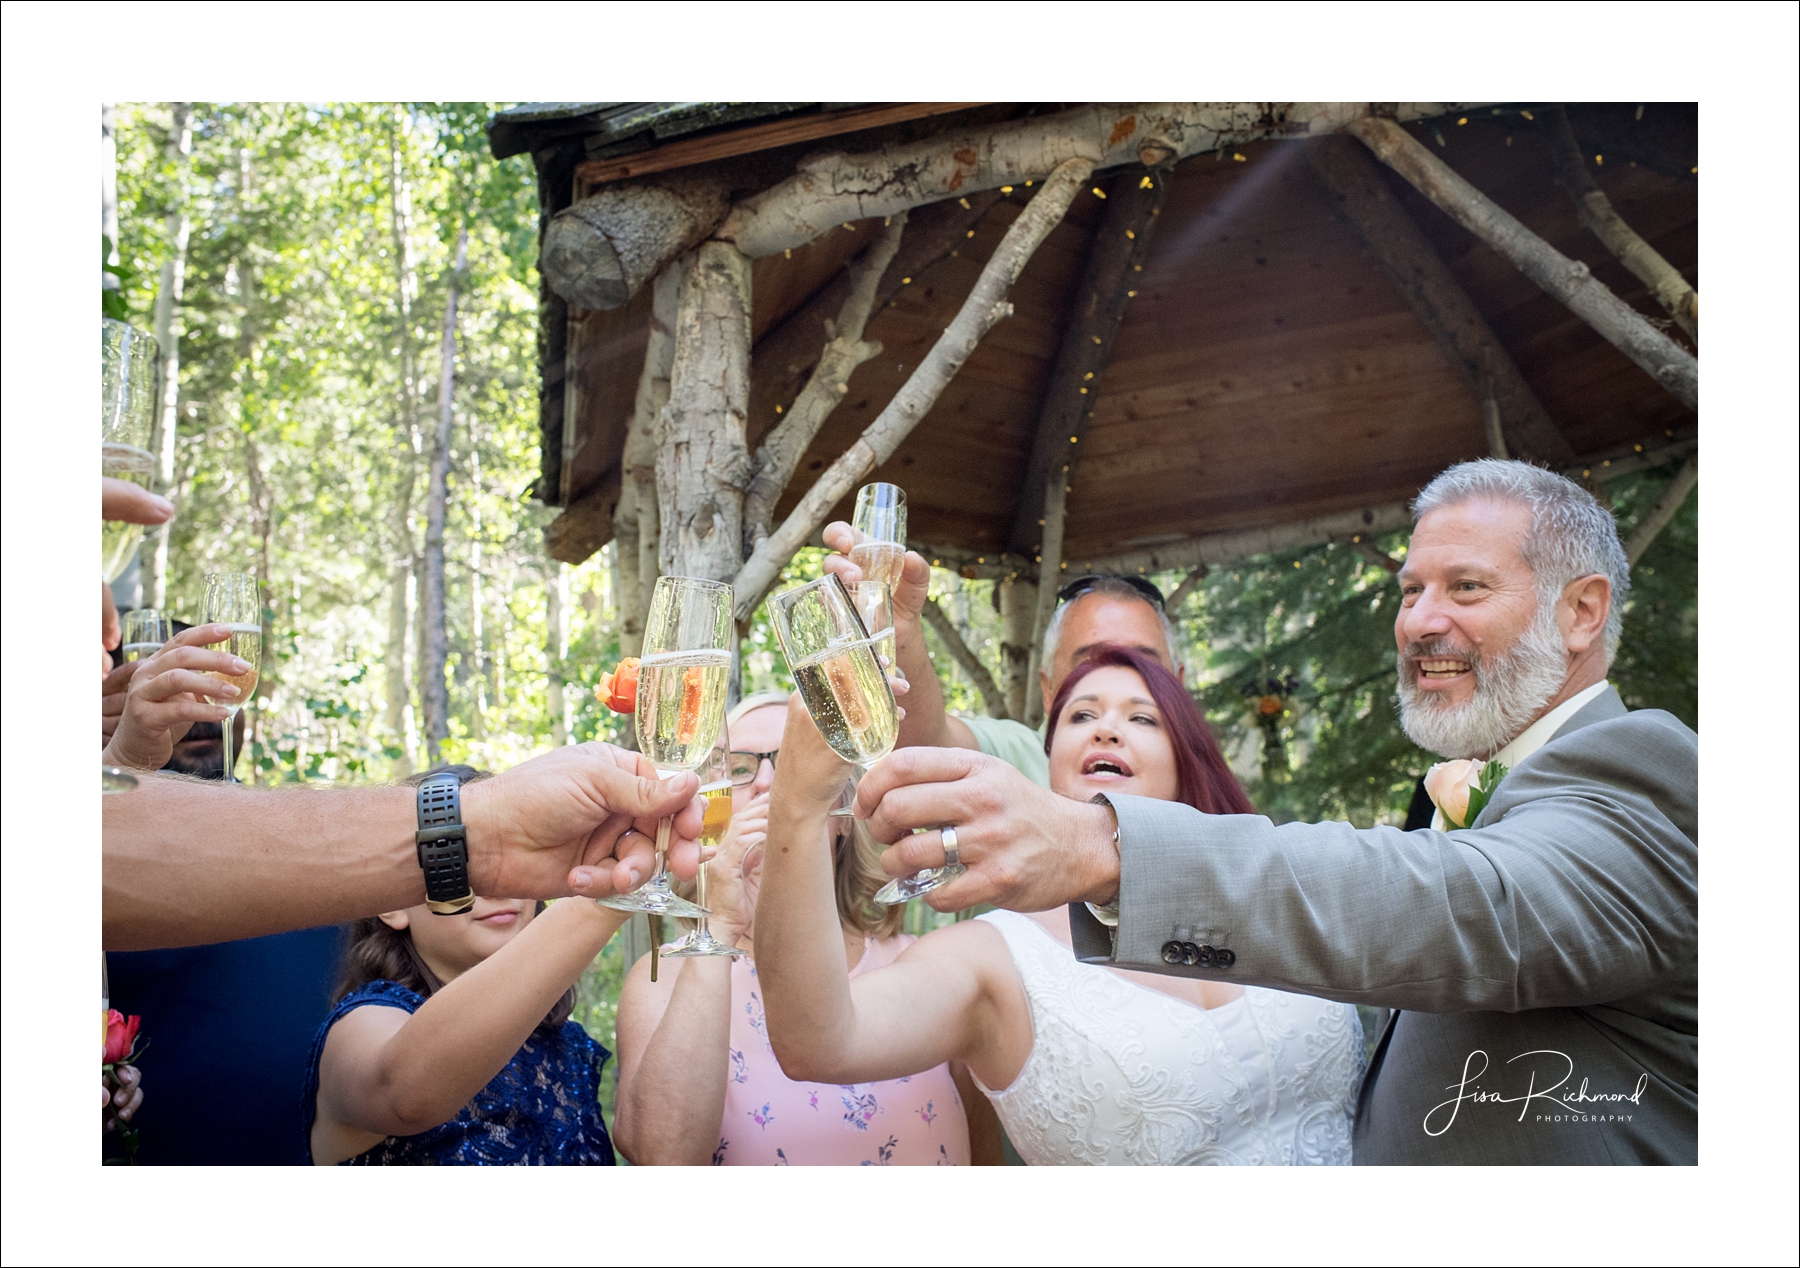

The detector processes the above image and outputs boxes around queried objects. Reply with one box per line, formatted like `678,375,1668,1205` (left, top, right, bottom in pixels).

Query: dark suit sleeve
1080,711,1698,1014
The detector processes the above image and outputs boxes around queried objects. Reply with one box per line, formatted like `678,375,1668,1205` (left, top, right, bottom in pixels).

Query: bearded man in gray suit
856,459,1697,1165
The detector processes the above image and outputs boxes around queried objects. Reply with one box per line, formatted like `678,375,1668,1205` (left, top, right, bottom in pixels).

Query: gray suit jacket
1070,686,1697,1164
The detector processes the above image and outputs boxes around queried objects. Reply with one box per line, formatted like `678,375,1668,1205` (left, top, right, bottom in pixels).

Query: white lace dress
974,910,1363,1165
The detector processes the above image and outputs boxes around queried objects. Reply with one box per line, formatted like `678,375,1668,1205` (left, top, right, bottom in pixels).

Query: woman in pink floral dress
612,694,996,1166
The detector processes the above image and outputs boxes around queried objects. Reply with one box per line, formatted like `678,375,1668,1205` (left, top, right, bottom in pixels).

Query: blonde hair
693,692,904,938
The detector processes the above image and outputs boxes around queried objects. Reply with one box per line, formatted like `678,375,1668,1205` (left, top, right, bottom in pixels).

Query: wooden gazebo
489,102,1697,722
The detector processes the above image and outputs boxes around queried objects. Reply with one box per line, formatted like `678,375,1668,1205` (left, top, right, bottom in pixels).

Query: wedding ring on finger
941,826,961,870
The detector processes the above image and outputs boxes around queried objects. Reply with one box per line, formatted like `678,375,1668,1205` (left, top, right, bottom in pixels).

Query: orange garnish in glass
676,666,703,744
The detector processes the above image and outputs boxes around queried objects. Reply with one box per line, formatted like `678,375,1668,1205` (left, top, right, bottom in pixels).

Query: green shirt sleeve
960,715,1052,788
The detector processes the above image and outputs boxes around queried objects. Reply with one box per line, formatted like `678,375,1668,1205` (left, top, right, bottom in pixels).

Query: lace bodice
974,911,1363,1165
301,980,615,1166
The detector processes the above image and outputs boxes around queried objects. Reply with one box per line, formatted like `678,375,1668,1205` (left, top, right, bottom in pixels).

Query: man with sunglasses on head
822,522,1181,786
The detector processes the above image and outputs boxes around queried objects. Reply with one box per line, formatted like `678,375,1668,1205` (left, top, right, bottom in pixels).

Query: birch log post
751,192,1001,417
1543,106,1697,341
1306,136,1573,465
741,214,907,548
996,576,1037,722
1019,168,1168,723
721,103,1483,259
658,243,754,581
730,157,1096,622
1348,116,1697,412
921,596,1010,719
1623,454,1697,566
420,227,468,763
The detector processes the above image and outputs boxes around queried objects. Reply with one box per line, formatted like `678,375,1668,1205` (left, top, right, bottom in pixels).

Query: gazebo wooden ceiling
491,102,1696,587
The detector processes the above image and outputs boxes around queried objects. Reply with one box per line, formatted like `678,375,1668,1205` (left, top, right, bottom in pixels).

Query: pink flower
103,1010,141,1065
1424,758,1508,830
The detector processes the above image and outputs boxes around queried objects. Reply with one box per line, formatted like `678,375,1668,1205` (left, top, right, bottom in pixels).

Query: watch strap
416,772,475,915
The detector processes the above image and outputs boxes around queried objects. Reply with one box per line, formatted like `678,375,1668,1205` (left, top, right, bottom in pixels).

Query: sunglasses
1054,573,1168,611
726,750,779,786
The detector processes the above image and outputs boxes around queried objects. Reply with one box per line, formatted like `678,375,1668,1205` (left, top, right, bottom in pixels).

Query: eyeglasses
1054,573,1167,611
727,750,778,786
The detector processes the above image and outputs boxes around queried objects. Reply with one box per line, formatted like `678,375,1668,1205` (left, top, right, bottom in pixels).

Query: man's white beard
1396,599,1569,760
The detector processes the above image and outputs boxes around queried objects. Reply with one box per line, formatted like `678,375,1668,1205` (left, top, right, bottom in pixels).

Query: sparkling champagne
205,622,263,713
792,637,898,767
121,643,162,662
101,444,155,582
849,541,906,590
698,779,733,847
636,650,732,771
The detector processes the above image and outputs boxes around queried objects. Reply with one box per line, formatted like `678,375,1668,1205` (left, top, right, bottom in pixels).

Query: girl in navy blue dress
303,768,622,1165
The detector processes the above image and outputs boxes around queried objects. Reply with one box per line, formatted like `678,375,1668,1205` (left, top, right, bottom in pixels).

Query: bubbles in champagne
792,637,898,767
636,650,733,772
849,542,906,589
204,622,263,714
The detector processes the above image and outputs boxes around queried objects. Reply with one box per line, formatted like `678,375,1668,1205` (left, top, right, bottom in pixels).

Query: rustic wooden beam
1306,135,1575,465
750,191,1003,431
1623,454,1697,566
920,595,1011,720
1163,565,1209,612
1019,167,1169,723
1345,535,1402,573
916,542,1034,580
610,264,682,650
1348,116,1697,413
544,465,623,566
1543,106,1697,341
1566,430,1696,484
722,103,1486,260
742,214,907,549
731,157,1095,623
574,102,992,188
658,242,753,581
1064,503,1416,577
541,173,728,311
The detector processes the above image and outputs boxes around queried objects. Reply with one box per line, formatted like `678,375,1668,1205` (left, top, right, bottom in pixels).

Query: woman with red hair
753,643,1365,1165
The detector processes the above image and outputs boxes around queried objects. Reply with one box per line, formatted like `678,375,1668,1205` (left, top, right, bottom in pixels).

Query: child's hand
102,624,248,771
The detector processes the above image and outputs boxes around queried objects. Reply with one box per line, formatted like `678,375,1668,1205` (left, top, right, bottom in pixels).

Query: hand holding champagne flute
599,576,733,918
202,573,263,784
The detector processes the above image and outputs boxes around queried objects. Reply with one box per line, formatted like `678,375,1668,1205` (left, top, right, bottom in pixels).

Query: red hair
1044,643,1255,816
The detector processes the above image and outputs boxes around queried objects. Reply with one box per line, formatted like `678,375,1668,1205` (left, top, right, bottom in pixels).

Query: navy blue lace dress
301,980,615,1165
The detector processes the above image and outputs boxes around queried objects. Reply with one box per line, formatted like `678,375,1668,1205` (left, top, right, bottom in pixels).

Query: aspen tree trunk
547,563,570,746
243,428,275,783
468,417,488,741
101,103,119,278
382,110,423,773
147,103,193,608
997,576,1037,723
420,226,468,765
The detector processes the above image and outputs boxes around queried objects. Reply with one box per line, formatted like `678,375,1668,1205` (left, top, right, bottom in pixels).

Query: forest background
105,100,1698,1105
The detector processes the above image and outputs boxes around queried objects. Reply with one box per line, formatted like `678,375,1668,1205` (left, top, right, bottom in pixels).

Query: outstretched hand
462,743,705,901
103,624,248,771
854,746,1120,913
820,521,931,630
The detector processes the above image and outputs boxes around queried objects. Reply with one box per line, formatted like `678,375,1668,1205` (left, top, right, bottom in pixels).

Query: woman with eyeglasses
610,692,1000,1165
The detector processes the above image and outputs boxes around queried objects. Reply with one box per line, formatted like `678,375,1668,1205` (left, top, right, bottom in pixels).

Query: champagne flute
598,576,732,918
120,609,172,662
202,573,262,785
769,574,897,825
848,482,907,590
851,579,897,674
101,318,158,584
664,727,745,958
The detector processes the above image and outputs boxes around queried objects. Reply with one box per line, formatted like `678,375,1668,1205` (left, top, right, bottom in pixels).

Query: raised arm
821,521,981,752
753,696,1028,1091
103,744,705,950
310,898,625,1163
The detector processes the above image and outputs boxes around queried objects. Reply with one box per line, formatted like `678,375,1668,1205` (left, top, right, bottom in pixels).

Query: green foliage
1607,462,1698,728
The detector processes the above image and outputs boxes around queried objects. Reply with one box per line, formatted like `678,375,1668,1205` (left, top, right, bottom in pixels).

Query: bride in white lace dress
754,645,1364,1165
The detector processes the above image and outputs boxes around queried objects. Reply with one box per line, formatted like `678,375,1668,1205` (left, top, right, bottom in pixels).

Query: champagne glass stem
652,815,671,886
222,711,236,785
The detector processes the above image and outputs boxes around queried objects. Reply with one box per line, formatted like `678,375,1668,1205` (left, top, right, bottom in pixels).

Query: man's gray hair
1041,576,1182,670
1413,459,1630,659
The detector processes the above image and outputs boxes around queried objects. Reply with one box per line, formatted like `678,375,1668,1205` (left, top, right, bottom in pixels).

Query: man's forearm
103,776,421,950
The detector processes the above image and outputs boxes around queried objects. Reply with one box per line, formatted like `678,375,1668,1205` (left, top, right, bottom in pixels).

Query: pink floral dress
715,935,970,1165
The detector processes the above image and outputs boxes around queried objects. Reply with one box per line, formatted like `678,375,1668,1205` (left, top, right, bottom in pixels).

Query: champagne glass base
102,767,139,794
595,879,711,918
663,931,745,958
874,863,966,906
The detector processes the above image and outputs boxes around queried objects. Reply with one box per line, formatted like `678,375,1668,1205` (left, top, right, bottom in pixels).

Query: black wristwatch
416,771,476,915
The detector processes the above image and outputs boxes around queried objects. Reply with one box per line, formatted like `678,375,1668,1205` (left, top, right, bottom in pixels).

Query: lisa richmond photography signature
1423,1049,1649,1137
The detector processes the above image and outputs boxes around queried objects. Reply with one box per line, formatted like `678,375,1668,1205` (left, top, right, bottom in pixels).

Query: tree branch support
921,596,1010,720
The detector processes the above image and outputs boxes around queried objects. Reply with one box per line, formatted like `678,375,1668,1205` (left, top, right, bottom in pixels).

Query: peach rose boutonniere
1424,758,1509,830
